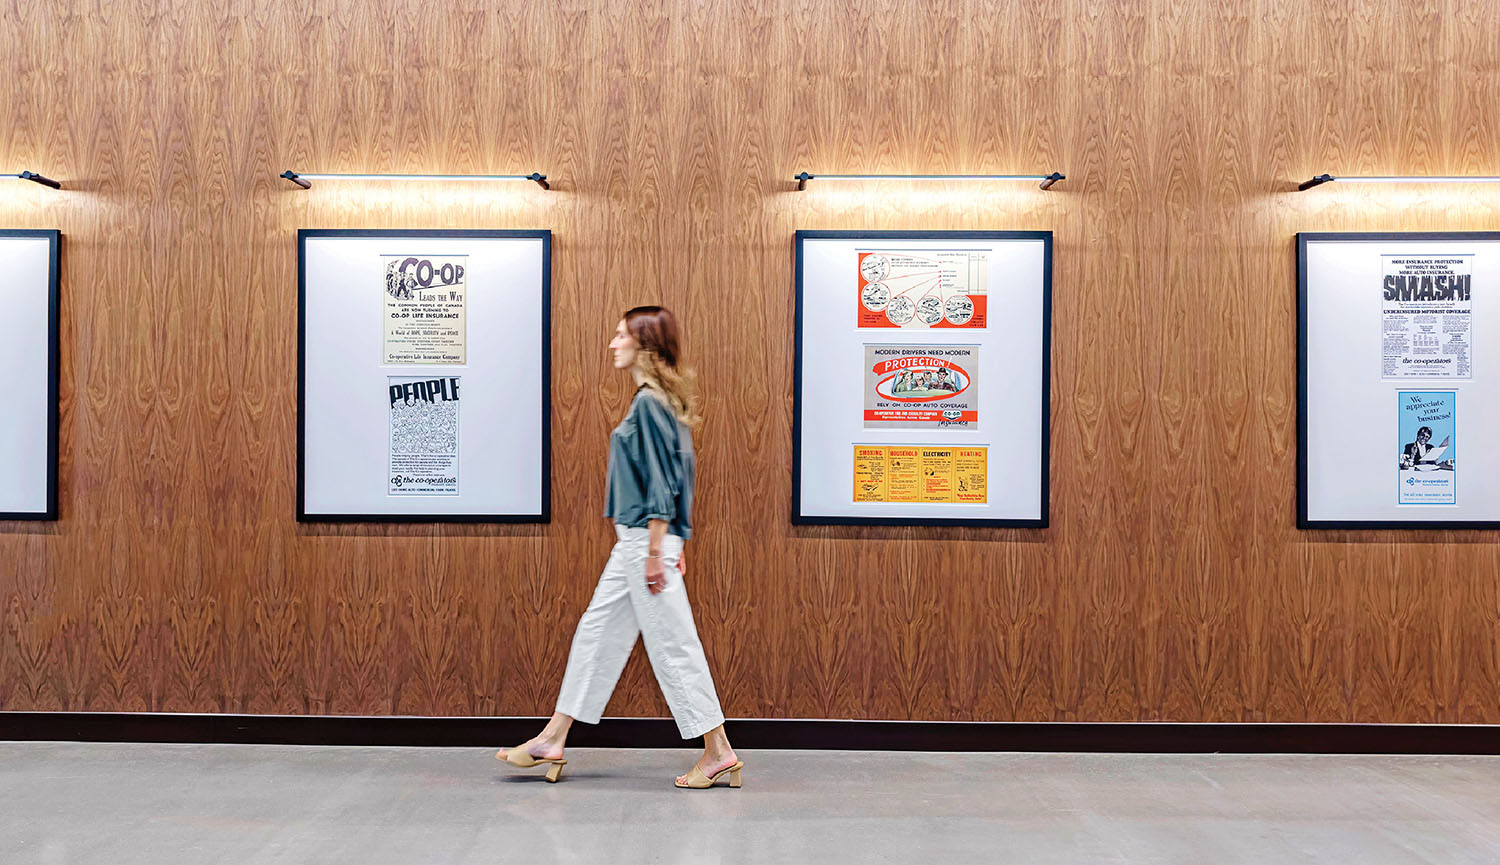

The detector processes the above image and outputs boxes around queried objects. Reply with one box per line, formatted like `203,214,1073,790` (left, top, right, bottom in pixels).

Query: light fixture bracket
15,171,61,189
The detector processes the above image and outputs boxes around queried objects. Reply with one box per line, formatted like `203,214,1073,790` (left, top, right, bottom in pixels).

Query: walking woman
497,306,741,789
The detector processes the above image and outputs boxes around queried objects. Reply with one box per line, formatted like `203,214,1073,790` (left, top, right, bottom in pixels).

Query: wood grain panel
2,0,1499,725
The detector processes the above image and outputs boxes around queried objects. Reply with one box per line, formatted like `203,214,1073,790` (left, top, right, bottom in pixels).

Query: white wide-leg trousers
555,525,726,739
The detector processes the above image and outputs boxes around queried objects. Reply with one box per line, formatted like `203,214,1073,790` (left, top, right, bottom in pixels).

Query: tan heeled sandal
674,760,743,789
496,748,567,783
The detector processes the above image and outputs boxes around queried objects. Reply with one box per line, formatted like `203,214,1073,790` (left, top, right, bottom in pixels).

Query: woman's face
610,319,638,369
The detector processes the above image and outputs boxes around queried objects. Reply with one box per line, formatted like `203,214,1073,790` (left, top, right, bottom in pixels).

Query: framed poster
1299,232,1500,529
298,229,550,522
793,230,1051,527
0,230,60,520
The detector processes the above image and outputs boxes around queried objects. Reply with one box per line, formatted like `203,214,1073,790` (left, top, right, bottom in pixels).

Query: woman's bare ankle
537,714,573,749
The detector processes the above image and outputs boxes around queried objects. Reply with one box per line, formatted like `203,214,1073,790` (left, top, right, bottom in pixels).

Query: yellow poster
853,446,886,501
852,445,986,504
884,446,922,502
954,447,987,502
919,448,955,502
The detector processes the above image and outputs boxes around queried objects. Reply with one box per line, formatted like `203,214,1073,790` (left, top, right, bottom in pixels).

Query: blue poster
1397,391,1457,505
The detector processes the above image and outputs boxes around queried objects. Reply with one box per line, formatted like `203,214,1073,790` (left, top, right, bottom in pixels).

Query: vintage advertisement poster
1381,255,1472,379
388,376,461,496
853,445,987,503
1397,391,1456,505
857,250,988,328
383,254,468,365
864,344,979,429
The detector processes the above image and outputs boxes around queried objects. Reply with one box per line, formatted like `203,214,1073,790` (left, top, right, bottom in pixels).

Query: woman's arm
645,518,669,594
634,395,681,595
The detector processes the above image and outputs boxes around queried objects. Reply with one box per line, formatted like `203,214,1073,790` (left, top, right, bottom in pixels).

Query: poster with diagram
857,249,988,328
795,230,1051,527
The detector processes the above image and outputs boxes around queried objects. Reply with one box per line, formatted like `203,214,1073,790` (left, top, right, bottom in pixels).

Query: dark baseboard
2,712,1498,754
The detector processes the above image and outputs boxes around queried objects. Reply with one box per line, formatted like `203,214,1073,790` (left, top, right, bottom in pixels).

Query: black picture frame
1297,231,1500,530
297,228,551,523
0,229,60,521
792,229,1052,528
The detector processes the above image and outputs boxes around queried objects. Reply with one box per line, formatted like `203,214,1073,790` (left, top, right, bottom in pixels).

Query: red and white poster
863,344,979,429
857,250,988,328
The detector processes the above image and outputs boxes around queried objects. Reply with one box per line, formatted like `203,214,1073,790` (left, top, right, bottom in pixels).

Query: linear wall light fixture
1299,174,1500,191
281,171,550,190
794,172,1065,191
4,171,62,189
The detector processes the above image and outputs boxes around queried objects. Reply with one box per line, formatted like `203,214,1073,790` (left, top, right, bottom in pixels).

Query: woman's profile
496,305,741,789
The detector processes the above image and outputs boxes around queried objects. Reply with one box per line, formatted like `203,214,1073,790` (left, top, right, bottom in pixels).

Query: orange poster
857,250,988,329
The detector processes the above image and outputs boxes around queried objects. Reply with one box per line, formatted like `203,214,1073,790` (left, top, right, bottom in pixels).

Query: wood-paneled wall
3,0,1499,723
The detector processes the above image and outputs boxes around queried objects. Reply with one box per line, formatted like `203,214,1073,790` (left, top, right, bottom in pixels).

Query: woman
497,306,742,789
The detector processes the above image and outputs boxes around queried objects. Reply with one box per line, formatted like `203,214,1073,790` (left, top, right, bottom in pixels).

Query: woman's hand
645,554,667,594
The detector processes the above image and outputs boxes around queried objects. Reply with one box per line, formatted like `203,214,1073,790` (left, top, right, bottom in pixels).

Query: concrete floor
3,743,1499,864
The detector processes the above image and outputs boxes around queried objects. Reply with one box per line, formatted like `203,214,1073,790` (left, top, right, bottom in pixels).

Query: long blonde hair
625,305,702,430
